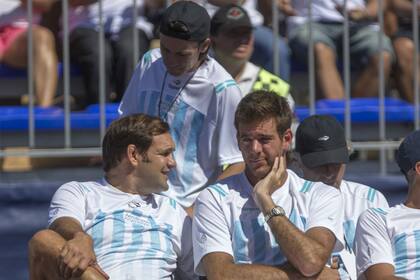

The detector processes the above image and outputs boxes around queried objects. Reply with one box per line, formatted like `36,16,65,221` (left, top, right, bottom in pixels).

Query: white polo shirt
119,48,244,207
355,204,420,279
192,169,344,276
48,179,195,279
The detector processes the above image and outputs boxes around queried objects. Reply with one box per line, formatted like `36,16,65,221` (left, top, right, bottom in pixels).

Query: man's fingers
271,157,279,173
91,263,110,280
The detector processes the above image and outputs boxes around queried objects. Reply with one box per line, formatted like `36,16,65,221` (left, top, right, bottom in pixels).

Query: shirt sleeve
118,50,151,117
215,84,244,166
175,214,198,280
354,208,394,278
192,186,233,276
306,184,345,251
375,190,390,209
48,181,87,228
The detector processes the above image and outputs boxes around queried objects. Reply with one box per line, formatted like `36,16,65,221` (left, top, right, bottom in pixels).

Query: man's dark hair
102,114,170,172
234,90,292,136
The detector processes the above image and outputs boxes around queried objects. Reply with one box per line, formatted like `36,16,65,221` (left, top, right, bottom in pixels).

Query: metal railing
0,0,418,175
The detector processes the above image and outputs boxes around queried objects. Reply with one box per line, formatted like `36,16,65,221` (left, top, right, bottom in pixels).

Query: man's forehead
151,133,175,148
160,34,199,51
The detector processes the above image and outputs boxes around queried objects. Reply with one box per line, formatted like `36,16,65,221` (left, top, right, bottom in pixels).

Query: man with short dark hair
295,115,389,279
28,114,195,280
354,129,420,279
193,90,343,279
119,1,244,211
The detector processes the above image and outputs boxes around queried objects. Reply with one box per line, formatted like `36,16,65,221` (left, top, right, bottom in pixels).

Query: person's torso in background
68,0,152,36
288,0,366,32
0,0,40,28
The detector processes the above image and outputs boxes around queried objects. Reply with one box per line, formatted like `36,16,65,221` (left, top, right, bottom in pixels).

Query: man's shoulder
358,206,390,228
287,170,339,196
58,180,103,194
199,173,246,202
140,48,163,69
340,180,388,207
198,57,239,92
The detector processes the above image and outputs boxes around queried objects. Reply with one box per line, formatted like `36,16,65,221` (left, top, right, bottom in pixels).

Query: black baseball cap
210,4,252,36
396,130,420,175
160,1,210,42
295,115,349,168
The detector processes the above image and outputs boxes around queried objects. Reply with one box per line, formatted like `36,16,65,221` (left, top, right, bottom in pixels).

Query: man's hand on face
252,155,287,212
58,232,108,279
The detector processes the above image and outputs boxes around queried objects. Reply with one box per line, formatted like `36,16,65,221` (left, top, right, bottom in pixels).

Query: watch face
273,206,285,215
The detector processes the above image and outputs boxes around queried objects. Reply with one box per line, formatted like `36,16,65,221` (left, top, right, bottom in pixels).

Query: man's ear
200,38,211,54
415,161,420,175
282,128,293,151
126,144,141,166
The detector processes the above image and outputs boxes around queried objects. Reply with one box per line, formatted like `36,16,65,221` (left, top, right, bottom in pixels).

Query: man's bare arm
363,263,406,280
203,252,290,280
252,156,336,277
202,253,338,280
49,217,108,279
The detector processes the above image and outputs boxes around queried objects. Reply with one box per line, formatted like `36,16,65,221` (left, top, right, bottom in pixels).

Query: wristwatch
264,206,285,222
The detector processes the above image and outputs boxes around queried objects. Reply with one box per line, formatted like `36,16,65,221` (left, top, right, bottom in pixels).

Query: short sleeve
215,84,244,166
306,185,345,250
192,187,233,276
118,50,152,117
48,181,87,228
354,208,394,278
375,190,390,209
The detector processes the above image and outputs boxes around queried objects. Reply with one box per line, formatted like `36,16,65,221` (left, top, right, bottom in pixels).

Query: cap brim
300,146,349,168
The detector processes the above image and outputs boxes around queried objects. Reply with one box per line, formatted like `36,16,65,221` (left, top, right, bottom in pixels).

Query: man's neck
404,182,420,209
215,54,246,81
105,167,148,196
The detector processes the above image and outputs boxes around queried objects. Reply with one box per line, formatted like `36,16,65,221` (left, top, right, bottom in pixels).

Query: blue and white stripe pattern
120,48,244,207
355,204,420,279
48,180,193,279
193,170,343,273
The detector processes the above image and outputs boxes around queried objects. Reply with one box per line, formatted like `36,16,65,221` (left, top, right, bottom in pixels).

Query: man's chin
167,68,185,77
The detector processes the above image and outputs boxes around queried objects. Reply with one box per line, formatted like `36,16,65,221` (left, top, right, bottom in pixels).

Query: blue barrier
0,98,415,132
0,63,81,78
295,98,415,123
0,104,119,132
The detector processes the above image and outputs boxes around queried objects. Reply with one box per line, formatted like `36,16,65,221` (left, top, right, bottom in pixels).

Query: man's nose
168,154,176,168
251,140,262,153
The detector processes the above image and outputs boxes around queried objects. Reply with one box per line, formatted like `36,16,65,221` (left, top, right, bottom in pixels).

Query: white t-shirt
192,170,344,276
333,180,389,280
0,1,40,28
48,179,195,280
119,48,244,207
68,0,153,37
287,0,370,33
354,204,420,280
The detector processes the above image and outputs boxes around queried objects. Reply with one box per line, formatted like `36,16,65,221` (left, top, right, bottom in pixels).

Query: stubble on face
237,118,284,185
